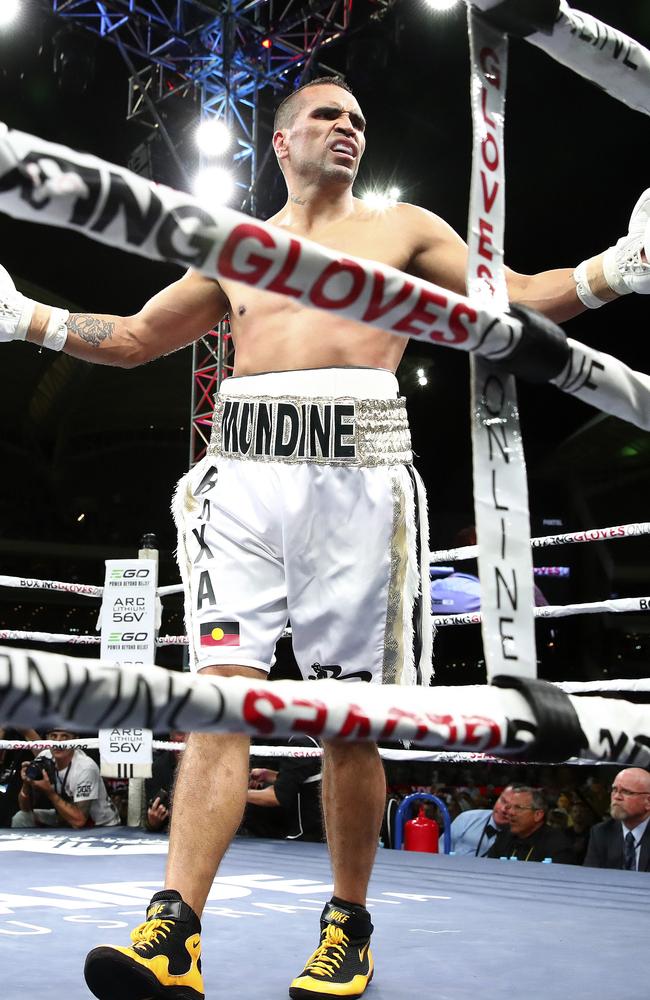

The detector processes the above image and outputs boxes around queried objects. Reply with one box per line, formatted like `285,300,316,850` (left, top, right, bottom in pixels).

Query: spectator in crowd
143,731,186,833
242,737,324,842
0,726,41,827
566,800,597,865
487,786,575,863
430,527,549,615
11,728,120,829
583,767,650,871
450,785,514,856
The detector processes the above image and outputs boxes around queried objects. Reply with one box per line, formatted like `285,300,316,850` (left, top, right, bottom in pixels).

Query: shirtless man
2,76,649,1000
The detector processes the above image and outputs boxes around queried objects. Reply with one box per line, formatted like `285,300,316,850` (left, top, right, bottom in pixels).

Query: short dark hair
510,785,547,814
274,76,355,132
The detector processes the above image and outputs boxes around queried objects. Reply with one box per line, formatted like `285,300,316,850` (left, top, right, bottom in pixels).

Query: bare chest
219,217,414,321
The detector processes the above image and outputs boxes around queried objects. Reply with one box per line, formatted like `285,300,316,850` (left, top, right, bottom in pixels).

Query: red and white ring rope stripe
1,645,648,766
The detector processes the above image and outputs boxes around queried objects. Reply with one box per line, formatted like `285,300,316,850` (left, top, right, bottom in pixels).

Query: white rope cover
430,521,650,564
0,128,648,431
2,595,648,646
0,575,184,598
1,646,648,766
0,739,628,767
469,1,650,117
0,520,643,597
432,595,650,627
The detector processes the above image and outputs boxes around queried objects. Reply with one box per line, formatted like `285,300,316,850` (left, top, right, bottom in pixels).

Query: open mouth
330,141,356,159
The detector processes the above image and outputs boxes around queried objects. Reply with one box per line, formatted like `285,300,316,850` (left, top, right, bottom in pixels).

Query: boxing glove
0,263,69,349
574,189,650,307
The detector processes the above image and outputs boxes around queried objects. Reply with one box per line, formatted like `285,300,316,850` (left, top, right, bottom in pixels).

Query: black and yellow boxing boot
289,899,374,999
84,889,204,1000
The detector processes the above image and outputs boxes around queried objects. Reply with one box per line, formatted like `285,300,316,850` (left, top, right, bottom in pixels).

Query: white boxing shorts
173,367,433,685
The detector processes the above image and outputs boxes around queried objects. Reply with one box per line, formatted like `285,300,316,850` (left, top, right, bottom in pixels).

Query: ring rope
0,128,649,431
0,738,633,767
432,595,650,626
430,521,650,564
470,0,650,118
2,595,648,647
0,575,183,599
1,645,648,765
0,520,645,597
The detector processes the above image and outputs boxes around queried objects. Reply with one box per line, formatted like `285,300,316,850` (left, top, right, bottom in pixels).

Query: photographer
11,728,120,829
143,731,186,833
0,726,41,827
242,736,324,842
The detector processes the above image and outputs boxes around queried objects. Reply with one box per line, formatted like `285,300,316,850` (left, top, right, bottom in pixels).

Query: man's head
46,729,76,769
609,767,650,828
506,786,547,839
491,785,514,828
273,77,366,189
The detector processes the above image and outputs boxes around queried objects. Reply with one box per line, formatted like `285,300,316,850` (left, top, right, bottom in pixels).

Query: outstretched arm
402,195,650,324
3,267,230,367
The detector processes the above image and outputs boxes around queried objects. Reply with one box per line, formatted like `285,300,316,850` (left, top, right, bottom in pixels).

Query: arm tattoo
68,313,115,348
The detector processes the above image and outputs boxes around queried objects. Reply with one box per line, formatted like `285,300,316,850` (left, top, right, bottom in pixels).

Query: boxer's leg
164,664,266,916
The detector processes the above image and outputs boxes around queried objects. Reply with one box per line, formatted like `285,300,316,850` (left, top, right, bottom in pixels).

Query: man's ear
273,128,289,161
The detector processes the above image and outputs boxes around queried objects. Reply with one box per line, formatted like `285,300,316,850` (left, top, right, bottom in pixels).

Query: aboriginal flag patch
200,621,240,647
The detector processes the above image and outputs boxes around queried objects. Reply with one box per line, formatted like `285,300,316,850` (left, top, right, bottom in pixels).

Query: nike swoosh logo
358,944,369,963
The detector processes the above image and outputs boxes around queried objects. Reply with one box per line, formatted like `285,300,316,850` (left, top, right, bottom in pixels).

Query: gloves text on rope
0,263,69,350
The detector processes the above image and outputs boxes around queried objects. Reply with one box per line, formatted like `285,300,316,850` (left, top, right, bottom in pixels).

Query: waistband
209,368,412,467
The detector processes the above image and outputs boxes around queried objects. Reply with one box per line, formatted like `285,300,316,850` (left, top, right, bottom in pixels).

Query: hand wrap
0,263,69,350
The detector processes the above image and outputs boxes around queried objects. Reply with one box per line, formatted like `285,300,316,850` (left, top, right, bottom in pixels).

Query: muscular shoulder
388,202,458,244
386,203,469,292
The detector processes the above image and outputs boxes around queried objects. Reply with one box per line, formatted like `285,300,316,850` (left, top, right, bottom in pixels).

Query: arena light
423,0,461,12
416,367,429,387
195,118,232,157
193,166,235,208
0,0,20,28
361,186,401,210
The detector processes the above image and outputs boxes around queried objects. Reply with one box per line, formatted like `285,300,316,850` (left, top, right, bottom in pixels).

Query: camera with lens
26,755,57,783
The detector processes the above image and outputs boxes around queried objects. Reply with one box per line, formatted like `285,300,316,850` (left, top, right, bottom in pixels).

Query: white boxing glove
0,263,69,350
0,263,35,342
602,188,650,296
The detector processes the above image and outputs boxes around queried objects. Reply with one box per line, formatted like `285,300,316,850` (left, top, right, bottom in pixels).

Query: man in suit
450,785,515,857
583,767,650,871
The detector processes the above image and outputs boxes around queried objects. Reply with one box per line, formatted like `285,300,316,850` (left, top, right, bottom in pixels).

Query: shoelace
131,918,175,951
303,925,349,978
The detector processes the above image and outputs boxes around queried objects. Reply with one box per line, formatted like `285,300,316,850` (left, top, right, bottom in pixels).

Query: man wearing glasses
486,785,575,864
583,768,650,871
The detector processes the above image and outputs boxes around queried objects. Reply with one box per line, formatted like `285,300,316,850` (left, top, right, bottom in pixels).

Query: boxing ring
2,2,650,998
1,828,648,1000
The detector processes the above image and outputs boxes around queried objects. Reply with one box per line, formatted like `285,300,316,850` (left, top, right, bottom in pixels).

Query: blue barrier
394,793,452,854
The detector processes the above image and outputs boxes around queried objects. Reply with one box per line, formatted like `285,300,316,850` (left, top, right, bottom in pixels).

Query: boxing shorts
173,367,433,685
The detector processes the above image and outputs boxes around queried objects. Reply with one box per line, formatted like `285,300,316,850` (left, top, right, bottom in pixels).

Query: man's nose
335,118,356,134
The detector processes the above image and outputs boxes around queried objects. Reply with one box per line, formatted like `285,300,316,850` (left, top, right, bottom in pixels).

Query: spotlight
423,0,461,11
193,166,235,209
361,186,400,210
0,0,20,28
196,118,232,157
